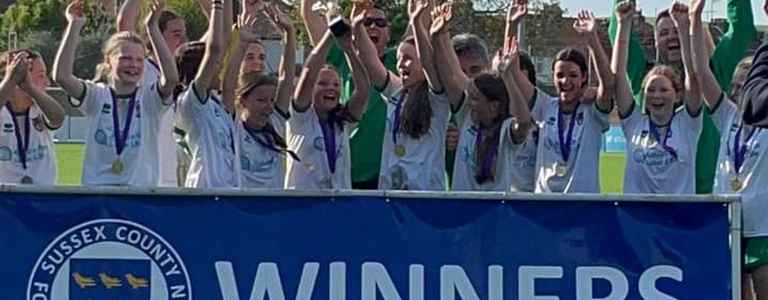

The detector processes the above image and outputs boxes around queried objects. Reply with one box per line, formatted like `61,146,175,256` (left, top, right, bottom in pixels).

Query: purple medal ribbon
110,89,138,158
243,122,300,162
557,103,580,163
648,118,678,161
732,123,758,173
392,92,407,145
319,118,337,173
475,126,498,182
7,104,30,170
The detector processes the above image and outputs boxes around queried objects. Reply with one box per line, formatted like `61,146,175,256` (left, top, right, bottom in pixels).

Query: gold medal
111,159,124,174
731,177,743,191
394,144,406,157
20,175,33,184
555,165,568,177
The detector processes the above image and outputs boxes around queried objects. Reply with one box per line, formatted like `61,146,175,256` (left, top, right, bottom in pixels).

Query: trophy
311,0,341,18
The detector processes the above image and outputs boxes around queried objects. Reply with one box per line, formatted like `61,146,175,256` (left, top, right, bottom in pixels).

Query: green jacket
608,0,757,193
327,46,398,185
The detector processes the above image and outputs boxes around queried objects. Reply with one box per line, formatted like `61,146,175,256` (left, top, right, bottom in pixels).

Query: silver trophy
311,0,341,19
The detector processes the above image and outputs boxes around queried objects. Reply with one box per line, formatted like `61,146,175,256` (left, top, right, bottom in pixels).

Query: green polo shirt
608,0,757,193
327,45,398,185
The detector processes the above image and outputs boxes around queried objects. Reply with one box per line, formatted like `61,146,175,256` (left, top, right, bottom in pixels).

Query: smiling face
553,60,587,103
397,42,425,88
313,68,341,113
363,8,390,55
240,84,276,129
241,42,267,74
643,74,678,119
655,16,681,64
107,41,145,87
467,81,501,126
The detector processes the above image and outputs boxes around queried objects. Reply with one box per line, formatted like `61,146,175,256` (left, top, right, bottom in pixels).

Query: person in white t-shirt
355,1,463,191
451,40,537,191
532,11,614,193
176,0,238,188
612,2,703,194
0,50,65,185
286,19,370,190
690,0,768,296
223,4,296,189
53,0,179,186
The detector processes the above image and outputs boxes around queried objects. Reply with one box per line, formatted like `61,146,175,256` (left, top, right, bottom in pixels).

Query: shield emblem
33,116,45,132
69,258,151,300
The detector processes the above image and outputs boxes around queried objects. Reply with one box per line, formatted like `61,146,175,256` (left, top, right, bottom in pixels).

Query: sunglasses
363,18,388,28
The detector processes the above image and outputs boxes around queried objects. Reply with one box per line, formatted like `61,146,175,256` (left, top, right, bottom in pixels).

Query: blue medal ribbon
648,118,678,161
109,89,137,158
243,121,300,162
319,118,337,174
6,104,30,170
732,123,758,173
556,103,580,163
474,126,498,183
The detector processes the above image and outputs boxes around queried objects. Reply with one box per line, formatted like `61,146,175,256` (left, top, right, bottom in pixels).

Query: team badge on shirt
33,116,45,132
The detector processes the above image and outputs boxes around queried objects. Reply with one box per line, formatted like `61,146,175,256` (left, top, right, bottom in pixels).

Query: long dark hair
472,73,510,184
237,72,290,152
551,47,589,88
399,38,433,139
174,41,206,99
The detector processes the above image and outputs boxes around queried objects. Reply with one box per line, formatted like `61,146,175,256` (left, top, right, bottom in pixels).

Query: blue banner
0,192,731,300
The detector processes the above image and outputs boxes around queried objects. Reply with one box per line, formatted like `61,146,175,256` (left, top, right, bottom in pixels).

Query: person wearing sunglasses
302,0,397,190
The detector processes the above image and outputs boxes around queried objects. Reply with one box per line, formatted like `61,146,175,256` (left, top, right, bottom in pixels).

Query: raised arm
574,11,614,111
293,31,334,112
611,1,635,117
503,0,535,104
266,4,296,114
410,0,442,92
53,0,87,100
301,0,328,46
743,40,768,127
337,23,370,120
21,73,66,128
671,2,702,113
352,12,390,89
116,0,140,32
146,0,180,100
428,3,464,107
499,40,533,143
0,53,29,110
193,0,225,103
690,0,722,108
608,0,648,96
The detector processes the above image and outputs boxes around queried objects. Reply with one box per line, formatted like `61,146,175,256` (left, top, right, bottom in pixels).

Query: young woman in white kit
0,50,65,185
690,0,768,297
54,0,179,186
612,1,703,194
285,17,370,190
223,3,297,189
357,0,461,191
175,0,238,188
532,11,614,193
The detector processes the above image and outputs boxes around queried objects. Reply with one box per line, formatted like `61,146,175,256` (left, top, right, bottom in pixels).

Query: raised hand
614,1,635,23
66,0,87,26
265,3,293,31
506,0,528,25
429,2,453,36
690,0,705,17
670,2,689,28
238,13,261,43
497,38,520,78
410,0,430,21
572,10,598,40
145,0,165,27
5,52,29,85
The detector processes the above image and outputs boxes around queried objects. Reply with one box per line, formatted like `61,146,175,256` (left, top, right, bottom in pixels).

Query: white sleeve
680,102,704,145
619,102,642,140
377,72,404,103
288,99,316,132
176,84,206,132
141,83,170,118
531,88,550,122
708,93,739,133
589,102,611,132
76,81,110,117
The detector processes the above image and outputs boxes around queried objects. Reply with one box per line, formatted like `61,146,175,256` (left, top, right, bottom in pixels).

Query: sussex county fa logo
27,219,192,300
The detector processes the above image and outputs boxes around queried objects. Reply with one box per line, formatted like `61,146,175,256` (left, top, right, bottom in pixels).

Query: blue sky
559,0,768,25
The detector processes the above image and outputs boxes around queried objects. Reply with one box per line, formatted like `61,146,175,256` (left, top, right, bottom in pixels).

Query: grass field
53,144,629,193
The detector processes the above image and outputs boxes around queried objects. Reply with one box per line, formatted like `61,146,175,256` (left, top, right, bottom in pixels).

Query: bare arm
193,0,225,106
339,28,370,120
429,4,465,108
499,40,533,143
293,31,334,112
146,0,180,100
575,11,614,111
116,0,140,32
671,3,703,113
690,0,722,108
22,82,66,128
301,0,328,46
611,2,636,117
53,1,87,100
352,14,390,89
0,53,28,110
267,4,297,114
411,0,442,92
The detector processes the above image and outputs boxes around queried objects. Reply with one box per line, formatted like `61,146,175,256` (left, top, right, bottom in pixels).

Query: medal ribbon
648,118,678,161
557,103,580,163
475,126,498,182
319,118,337,173
7,104,30,170
110,89,138,158
733,123,758,173
243,122,300,162
392,92,407,146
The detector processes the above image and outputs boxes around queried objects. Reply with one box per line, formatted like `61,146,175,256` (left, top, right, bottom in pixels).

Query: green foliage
167,0,208,41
